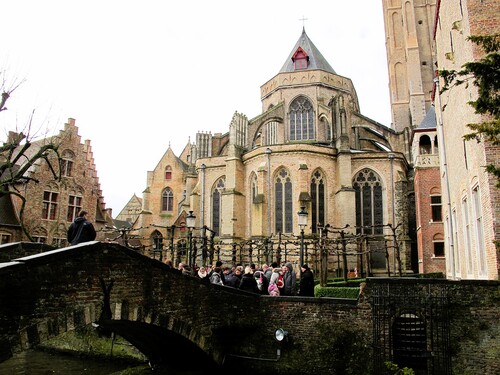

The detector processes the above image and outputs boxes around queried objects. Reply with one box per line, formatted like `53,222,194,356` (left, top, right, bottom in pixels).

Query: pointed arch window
353,169,383,235
162,188,174,211
165,165,172,180
152,230,163,250
311,170,326,233
289,96,315,141
275,168,293,233
212,177,225,236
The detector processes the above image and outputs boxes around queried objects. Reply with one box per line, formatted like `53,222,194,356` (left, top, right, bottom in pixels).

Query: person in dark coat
67,210,96,245
282,262,297,296
224,267,242,288
299,264,315,297
239,266,259,293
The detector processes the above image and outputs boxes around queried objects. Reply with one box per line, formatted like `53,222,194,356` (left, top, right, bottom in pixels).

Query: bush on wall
314,285,360,299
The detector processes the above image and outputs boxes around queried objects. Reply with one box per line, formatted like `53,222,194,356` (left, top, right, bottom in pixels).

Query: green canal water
0,349,207,374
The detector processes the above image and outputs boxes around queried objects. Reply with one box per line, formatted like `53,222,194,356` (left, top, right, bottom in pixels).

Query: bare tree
1,73,62,241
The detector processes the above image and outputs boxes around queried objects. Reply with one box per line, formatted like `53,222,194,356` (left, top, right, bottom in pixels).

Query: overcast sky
1,1,391,215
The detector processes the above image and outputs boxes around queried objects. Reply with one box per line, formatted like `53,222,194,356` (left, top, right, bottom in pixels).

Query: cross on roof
299,16,308,28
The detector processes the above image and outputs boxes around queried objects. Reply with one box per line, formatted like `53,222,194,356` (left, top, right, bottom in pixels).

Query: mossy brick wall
362,278,500,375
0,242,498,374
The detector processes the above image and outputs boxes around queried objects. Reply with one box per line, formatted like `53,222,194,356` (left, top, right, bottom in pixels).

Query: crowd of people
165,260,315,297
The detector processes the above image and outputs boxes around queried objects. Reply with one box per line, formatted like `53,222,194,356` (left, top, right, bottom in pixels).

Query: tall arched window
311,170,326,233
212,177,225,235
275,168,293,233
162,188,173,211
289,96,315,141
353,169,383,235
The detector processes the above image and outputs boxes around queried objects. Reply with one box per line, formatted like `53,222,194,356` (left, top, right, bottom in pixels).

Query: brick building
412,107,446,274
383,0,499,280
0,118,112,246
432,0,500,279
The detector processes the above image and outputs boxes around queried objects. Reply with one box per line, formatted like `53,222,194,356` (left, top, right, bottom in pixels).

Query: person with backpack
209,267,224,285
67,210,96,245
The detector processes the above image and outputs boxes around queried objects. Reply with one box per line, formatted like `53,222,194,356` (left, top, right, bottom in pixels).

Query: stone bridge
0,241,498,375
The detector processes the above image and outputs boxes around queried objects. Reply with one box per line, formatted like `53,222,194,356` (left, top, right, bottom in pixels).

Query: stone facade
133,29,414,275
0,118,111,246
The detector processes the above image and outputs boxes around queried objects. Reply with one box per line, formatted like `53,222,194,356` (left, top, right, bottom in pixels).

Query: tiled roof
279,28,336,74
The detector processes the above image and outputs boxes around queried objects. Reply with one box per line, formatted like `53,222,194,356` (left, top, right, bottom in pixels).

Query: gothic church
132,28,414,274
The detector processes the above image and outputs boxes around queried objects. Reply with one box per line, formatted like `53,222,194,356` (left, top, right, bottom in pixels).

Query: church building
133,28,415,275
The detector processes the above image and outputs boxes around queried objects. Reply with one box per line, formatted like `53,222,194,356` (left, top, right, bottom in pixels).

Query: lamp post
297,206,308,277
186,211,196,268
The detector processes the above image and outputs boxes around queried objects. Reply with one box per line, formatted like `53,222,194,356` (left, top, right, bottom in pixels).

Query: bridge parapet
1,242,499,374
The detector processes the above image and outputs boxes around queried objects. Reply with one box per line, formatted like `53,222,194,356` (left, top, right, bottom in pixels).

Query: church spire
279,28,335,74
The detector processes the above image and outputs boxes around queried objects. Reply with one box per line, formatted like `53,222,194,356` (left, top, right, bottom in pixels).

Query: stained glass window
162,188,173,211
311,170,325,233
275,168,293,233
212,178,225,236
353,169,383,235
289,96,315,141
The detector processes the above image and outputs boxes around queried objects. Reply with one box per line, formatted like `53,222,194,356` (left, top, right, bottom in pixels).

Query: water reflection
0,350,206,374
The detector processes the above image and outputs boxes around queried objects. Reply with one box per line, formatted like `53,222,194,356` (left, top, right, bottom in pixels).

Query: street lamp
186,211,196,268
297,206,308,277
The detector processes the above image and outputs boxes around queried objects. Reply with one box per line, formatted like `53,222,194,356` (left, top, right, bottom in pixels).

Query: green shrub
315,285,360,299
383,361,415,375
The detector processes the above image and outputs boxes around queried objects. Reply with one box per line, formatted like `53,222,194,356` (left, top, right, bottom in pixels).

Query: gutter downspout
434,77,456,280
200,164,206,230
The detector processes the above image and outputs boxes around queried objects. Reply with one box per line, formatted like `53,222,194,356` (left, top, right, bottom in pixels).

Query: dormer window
292,47,309,70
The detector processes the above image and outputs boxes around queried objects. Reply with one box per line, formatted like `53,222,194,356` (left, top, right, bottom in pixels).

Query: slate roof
279,28,336,74
416,106,437,129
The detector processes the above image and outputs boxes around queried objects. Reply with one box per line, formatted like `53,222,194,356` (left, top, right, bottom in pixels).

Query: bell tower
381,0,436,131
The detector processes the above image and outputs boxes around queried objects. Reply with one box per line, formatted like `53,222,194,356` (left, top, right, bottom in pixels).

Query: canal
0,349,207,374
